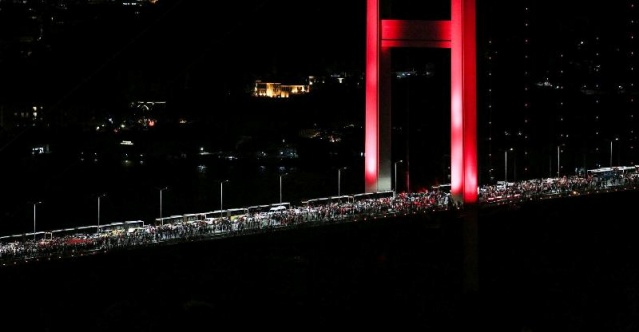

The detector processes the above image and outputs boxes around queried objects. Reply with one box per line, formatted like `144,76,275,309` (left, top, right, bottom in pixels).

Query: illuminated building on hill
253,80,310,98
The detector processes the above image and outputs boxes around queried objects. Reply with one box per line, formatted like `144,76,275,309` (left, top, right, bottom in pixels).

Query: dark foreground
1,190,638,332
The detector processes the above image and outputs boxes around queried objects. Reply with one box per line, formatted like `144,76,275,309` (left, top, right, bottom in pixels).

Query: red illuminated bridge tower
365,0,477,204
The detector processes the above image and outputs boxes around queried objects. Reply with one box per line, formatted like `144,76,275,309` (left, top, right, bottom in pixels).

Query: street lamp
278,173,290,203
557,145,561,177
610,138,618,167
220,180,229,218
97,193,106,232
338,167,348,196
279,174,284,203
610,140,613,167
32,201,41,241
394,160,403,196
159,187,168,226
505,148,513,183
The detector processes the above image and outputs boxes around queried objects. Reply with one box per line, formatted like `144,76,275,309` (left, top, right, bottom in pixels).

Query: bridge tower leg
365,0,477,204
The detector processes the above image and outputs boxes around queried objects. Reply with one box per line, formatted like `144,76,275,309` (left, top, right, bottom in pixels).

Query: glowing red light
365,0,477,203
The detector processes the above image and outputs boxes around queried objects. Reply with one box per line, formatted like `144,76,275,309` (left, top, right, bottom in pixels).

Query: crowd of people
1,167,637,265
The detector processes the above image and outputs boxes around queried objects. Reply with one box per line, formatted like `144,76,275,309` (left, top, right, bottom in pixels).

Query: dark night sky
0,0,368,105
0,0,623,106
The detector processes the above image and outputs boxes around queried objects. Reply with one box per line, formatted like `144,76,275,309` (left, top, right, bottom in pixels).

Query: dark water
1,190,638,331
0,123,366,236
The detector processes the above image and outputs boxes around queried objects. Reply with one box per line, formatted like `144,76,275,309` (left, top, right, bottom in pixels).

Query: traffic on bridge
1,166,637,265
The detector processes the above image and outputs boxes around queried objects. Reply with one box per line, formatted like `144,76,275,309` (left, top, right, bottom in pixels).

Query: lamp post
504,150,508,183
220,180,228,218
32,201,41,241
338,167,347,196
610,138,618,167
159,187,168,226
505,148,513,183
610,140,613,167
279,174,283,203
394,160,403,196
557,145,561,177
97,193,106,232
